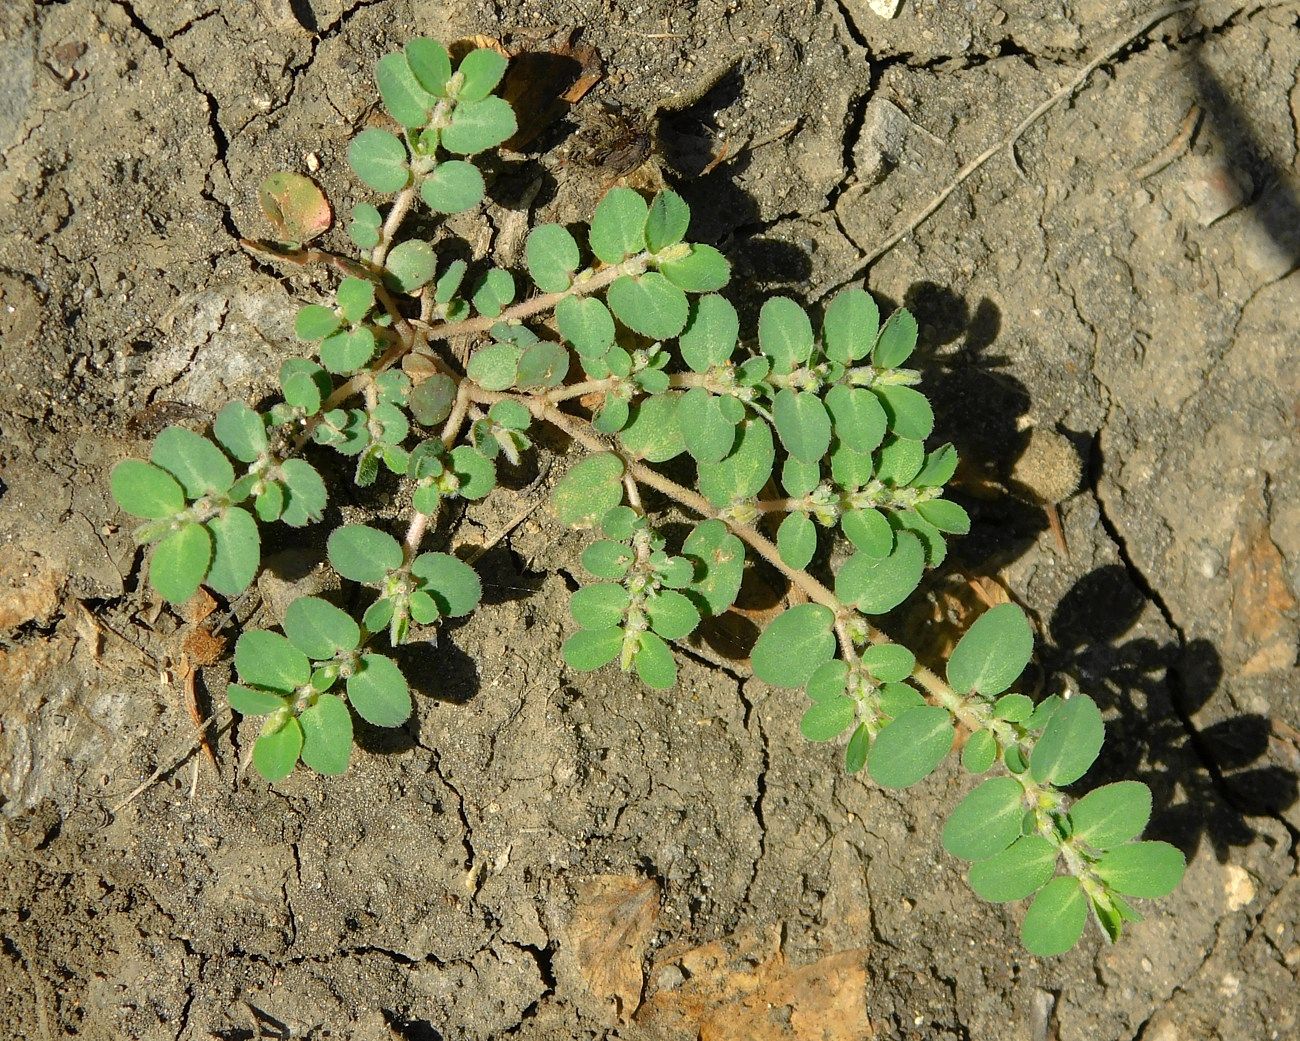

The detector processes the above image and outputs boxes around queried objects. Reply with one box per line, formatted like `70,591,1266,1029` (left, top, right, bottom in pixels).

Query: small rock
1181,156,1250,227
852,98,916,185
1223,864,1256,911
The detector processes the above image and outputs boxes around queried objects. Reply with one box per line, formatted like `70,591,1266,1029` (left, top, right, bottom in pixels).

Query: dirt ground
1,0,1298,1037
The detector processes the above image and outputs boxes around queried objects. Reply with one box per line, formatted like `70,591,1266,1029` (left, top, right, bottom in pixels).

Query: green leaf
335,277,375,324
562,626,625,671
349,203,383,249
570,583,629,629
253,717,303,781
227,683,286,716
758,297,814,373
840,508,894,557
1068,782,1153,851
801,696,856,743
1027,695,1061,731
421,159,485,213
822,288,879,364
151,426,234,499
236,630,310,693
646,590,700,640
829,442,875,490
845,723,871,773
376,51,435,127
683,520,745,616
946,603,1035,697
582,540,634,580
968,835,1059,903
348,128,410,193
319,327,376,374
942,776,1025,861
697,419,775,508
993,693,1034,722
409,374,457,426
875,385,934,441
279,459,327,527
860,643,915,682
825,385,887,454
552,453,624,529
472,268,515,317
204,508,260,596
1030,695,1104,786
645,189,690,252
280,358,331,414
449,445,496,499
556,296,615,356
589,187,648,264
299,693,354,774
346,654,412,727
435,258,468,303
283,596,361,660
777,511,817,569
386,239,436,294
467,341,520,391
455,47,508,102
150,522,213,604
835,532,925,614
781,457,820,497
873,307,919,368
1093,841,1185,899
751,604,836,688
916,498,970,535
914,443,958,488
607,273,689,340
1021,876,1088,957
405,38,452,95
659,244,729,292
111,460,185,519
516,341,569,388
213,402,268,463
678,388,738,464
876,437,924,488
961,730,998,774
679,294,738,372
877,681,925,719
868,706,954,789
410,552,482,617
772,389,832,464
620,394,685,463
525,223,581,292
327,524,403,584
806,659,848,702
634,631,676,689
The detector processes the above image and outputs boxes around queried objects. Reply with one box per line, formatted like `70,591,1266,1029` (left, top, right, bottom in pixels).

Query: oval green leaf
751,603,836,689
946,602,1035,697
346,654,413,727
942,776,1025,861
868,706,954,789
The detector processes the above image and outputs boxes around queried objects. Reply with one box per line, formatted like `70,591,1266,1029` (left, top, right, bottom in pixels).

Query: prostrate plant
108,38,1184,956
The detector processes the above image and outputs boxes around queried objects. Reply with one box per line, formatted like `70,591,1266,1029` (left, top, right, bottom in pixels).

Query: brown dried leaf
182,626,227,667
639,927,872,1041
567,875,660,1023
258,172,332,245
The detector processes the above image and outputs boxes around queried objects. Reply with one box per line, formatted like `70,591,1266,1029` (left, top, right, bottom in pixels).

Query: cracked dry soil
1,0,1299,1038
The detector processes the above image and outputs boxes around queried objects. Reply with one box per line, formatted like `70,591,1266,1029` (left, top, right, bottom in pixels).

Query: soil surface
2,0,1298,1038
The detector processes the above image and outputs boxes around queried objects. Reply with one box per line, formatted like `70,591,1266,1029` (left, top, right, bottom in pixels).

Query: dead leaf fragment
567,875,660,1023
0,546,63,629
639,926,872,1040
1228,510,1298,675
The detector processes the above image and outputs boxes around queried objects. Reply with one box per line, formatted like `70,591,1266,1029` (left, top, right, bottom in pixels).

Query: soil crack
1089,424,1298,846
107,0,239,245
